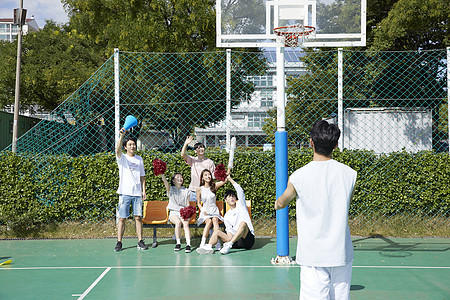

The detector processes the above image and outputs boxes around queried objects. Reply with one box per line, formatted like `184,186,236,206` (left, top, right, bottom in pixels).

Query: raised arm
159,174,170,195
115,129,126,158
181,135,193,161
215,177,228,190
227,175,246,207
274,181,297,210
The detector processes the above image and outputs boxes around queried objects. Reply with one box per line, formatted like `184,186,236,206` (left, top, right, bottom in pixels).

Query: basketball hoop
274,24,315,48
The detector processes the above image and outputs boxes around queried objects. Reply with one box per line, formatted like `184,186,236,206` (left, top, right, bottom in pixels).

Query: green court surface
0,237,449,299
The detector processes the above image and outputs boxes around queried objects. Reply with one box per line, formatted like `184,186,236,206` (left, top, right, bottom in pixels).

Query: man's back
290,159,356,267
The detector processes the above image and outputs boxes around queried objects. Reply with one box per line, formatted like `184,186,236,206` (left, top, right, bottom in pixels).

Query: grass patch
0,215,448,239
349,214,450,238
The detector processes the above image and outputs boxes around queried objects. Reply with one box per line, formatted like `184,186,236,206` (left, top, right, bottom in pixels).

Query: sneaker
114,241,122,252
220,241,233,255
196,244,214,255
137,240,148,250
174,244,181,251
185,245,192,253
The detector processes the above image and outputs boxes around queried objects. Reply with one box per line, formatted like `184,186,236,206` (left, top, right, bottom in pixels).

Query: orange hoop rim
273,24,316,37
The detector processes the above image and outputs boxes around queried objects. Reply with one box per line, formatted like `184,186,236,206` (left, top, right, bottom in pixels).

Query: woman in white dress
196,169,227,249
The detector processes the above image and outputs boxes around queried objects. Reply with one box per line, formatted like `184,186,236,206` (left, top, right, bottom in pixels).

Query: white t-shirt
116,153,145,196
289,159,356,267
184,155,215,191
224,182,254,236
167,186,191,212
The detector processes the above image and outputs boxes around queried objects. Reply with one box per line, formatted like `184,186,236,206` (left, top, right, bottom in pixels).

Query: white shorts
300,261,352,300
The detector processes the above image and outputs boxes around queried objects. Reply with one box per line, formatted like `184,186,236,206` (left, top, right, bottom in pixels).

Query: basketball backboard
216,0,366,48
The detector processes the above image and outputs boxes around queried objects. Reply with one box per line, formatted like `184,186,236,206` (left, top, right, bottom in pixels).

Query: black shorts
232,232,255,250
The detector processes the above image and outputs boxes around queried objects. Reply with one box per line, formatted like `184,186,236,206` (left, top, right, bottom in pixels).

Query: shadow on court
0,237,448,299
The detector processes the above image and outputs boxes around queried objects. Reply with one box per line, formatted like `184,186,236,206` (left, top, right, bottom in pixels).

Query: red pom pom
214,163,227,182
180,205,196,220
152,159,167,176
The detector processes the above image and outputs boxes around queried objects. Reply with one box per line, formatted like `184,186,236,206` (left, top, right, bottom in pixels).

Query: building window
0,34,10,41
0,24,9,33
260,90,273,107
248,76,273,88
11,25,19,33
248,113,268,128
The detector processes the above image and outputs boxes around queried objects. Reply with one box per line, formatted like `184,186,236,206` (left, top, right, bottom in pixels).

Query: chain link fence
1,48,449,236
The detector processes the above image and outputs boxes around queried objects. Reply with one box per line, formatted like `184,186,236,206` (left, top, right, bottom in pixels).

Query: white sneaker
196,244,214,255
220,242,233,255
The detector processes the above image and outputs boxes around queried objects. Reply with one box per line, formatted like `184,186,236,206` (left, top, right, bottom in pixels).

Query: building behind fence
1,48,449,235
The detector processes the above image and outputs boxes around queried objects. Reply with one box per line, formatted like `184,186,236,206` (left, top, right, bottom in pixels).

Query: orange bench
142,200,226,248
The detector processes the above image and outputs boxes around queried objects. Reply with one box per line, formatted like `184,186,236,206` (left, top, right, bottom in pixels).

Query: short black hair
123,137,137,148
224,189,237,200
310,120,340,156
194,142,205,150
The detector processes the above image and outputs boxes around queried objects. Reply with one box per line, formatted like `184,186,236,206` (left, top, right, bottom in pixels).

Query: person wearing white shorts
300,261,353,300
275,120,357,300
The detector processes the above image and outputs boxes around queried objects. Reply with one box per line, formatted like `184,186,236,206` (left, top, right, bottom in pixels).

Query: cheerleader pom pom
152,159,167,176
214,163,227,182
180,205,196,220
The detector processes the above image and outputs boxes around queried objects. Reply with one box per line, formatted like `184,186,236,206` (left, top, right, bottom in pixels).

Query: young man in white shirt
196,175,255,255
115,129,148,251
181,135,216,203
275,120,357,300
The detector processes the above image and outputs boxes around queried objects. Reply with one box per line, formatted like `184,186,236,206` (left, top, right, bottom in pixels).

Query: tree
117,51,266,146
371,0,449,51
0,21,104,111
63,0,217,55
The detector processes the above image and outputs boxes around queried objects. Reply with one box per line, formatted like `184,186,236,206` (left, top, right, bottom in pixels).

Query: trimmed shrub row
0,149,448,231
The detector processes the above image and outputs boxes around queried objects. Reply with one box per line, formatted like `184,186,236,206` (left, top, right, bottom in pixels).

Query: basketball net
274,24,315,49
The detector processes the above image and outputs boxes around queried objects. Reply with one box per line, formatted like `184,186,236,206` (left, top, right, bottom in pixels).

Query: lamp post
12,1,26,153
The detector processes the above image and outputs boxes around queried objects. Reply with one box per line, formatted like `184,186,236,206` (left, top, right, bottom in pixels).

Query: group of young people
114,132,255,256
114,120,357,300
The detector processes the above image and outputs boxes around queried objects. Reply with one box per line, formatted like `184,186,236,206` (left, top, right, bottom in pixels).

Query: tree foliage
0,21,104,111
115,51,267,147
371,0,449,50
63,0,217,55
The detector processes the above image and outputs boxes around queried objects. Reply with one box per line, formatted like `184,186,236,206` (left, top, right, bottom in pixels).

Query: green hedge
0,149,448,231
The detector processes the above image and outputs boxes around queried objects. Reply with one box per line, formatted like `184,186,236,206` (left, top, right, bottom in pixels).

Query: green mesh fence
1,49,449,236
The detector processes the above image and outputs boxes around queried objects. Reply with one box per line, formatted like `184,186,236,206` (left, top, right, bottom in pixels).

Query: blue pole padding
275,131,289,257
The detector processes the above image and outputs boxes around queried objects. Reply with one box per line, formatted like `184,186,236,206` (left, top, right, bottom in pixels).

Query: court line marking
0,265,449,270
77,267,111,300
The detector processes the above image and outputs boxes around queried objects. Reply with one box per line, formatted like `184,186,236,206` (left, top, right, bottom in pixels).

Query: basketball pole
12,1,25,153
274,46,290,260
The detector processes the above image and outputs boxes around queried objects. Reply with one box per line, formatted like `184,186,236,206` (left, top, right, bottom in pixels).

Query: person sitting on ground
196,175,255,255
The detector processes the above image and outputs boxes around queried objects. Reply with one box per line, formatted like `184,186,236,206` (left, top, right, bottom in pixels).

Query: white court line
353,266,450,269
77,267,111,300
0,265,449,270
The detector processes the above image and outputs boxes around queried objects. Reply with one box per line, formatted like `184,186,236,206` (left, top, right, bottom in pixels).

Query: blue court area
0,237,449,299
